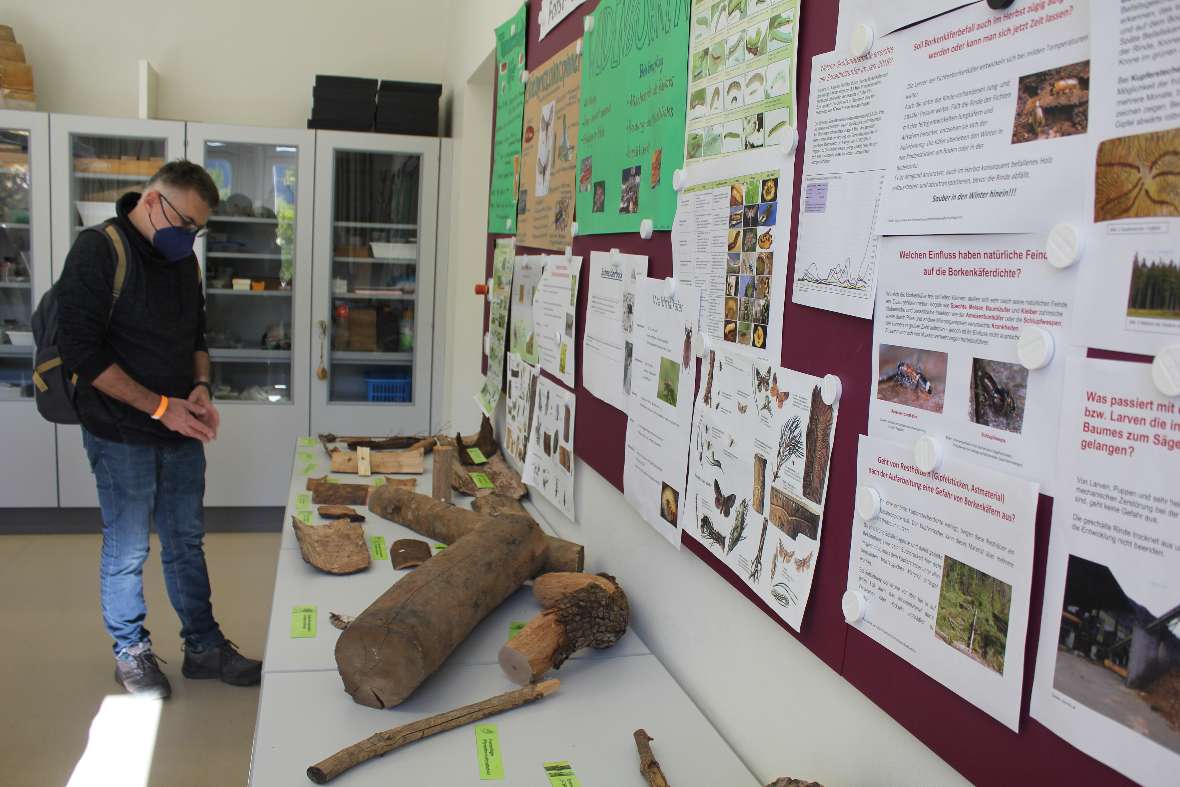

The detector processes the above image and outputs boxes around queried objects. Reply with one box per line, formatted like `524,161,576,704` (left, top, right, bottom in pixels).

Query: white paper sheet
522,375,577,520
475,239,516,417
672,148,791,361
791,47,899,319
876,0,1091,235
532,254,582,388
1073,0,1180,355
582,250,649,412
503,353,539,470
623,277,701,546
868,233,1076,492
848,434,1040,731
538,0,587,40
1030,356,1180,786
684,346,840,631
510,255,543,365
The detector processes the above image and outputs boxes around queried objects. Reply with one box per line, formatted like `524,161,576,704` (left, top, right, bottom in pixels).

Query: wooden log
335,512,548,708
330,446,424,475
317,505,364,522
368,486,584,573
533,572,616,609
291,517,370,575
634,729,671,787
498,574,629,685
432,445,454,503
306,680,561,784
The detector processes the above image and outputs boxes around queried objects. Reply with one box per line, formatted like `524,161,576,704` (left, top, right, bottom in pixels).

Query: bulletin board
483,2,1140,783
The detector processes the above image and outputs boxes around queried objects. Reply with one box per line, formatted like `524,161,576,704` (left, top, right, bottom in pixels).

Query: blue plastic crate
364,370,411,402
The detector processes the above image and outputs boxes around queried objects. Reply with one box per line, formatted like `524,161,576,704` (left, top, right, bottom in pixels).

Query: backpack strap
101,223,128,318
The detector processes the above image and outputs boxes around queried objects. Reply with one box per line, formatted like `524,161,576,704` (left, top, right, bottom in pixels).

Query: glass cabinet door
0,126,33,399
201,140,299,403
68,132,165,235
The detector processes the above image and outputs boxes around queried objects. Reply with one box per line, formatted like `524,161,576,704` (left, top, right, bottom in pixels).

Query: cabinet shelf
0,281,32,289
0,345,32,357
0,223,30,230
333,291,415,301
334,256,417,265
331,351,413,365
73,171,151,182
333,221,416,230
209,216,280,225
209,348,291,363
206,287,292,297
206,251,284,260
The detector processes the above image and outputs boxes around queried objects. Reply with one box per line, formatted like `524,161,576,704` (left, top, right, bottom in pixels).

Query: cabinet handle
316,320,328,381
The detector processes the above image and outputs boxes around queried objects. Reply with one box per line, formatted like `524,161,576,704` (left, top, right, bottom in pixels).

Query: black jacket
57,192,208,444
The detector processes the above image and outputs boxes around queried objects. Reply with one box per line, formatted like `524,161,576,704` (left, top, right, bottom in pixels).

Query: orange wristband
151,395,169,420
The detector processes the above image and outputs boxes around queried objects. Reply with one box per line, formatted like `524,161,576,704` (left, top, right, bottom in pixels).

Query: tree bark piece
432,445,454,503
456,414,498,465
533,572,616,609
317,505,364,522
470,493,529,518
329,612,354,631
335,512,548,708
368,486,584,573
306,680,560,784
292,517,370,574
451,451,527,499
498,574,629,685
390,538,433,569
765,780,824,787
307,477,371,506
320,434,435,452
634,729,671,787
330,446,425,475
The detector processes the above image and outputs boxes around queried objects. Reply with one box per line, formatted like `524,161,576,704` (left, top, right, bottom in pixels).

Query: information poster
848,435,1039,731
518,41,582,251
523,375,577,520
685,0,800,162
503,352,539,469
623,277,701,547
538,0,587,40
575,0,690,234
1074,0,1180,356
1030,356,1180,787
876,0,1091,235
583,250,649,412
869,233,1075,492
672,148,791,362
835,0,983,46
510,255,543,365
532,254,582,389
476,239,517,416
685,347,840,631
488,5,528,234
792,47,898,320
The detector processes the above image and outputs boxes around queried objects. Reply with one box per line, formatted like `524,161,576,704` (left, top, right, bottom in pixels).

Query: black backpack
31,222,128,424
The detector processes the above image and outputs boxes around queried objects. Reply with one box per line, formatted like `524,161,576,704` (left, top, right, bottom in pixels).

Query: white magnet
855,485,881,521
842,589,867,624
1017,326,1055,370
640,218,654,240
665,276,678,295
565,245,573,261
511,23,517,35
783,125,799,156
849,23,875,58
610,247,621,262
914,434,944,473
583,15,594,33
486,277,494,294
692,330,705,357
821,374,842,405
571,221,579,236
1153,344,1180,398
520,69,529,84
483,332,490,357
1046,223,1083,270
576,39,583,55
505,218,512,231
672,169,685,191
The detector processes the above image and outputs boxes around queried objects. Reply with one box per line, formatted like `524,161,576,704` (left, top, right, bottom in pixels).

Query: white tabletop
250,656,759,787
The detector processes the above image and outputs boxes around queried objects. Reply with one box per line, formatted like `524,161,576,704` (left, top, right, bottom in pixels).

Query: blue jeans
82,429,224,656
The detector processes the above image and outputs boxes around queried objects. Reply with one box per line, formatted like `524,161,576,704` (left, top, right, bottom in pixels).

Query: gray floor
0,507,284,535
0,532,278,787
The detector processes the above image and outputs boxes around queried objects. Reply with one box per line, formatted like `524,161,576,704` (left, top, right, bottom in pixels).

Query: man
56,160,261,698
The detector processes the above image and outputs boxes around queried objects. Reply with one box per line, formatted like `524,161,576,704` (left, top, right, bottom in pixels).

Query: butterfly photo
770,373,788,408
713,479,737,517
754,366,771,393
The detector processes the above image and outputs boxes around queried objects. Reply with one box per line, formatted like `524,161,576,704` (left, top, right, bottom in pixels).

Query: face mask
147,197,198,261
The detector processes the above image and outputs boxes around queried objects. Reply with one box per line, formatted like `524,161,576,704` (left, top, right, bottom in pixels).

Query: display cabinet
189,124,315,506
310,131,439,436
49,114,186,507
0,110,56,507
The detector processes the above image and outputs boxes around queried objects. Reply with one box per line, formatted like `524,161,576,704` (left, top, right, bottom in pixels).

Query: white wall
8,0,455,128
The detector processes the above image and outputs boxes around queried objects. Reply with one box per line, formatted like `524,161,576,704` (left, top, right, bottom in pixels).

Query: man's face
144,188,211,239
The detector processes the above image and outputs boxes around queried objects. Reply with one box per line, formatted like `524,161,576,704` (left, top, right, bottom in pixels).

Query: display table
249,439,758,786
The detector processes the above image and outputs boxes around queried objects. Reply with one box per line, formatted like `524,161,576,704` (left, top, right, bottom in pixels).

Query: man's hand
188,385,220,440
160,397,215,443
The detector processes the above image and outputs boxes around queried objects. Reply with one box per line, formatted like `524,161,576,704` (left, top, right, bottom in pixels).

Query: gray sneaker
114,642,172,699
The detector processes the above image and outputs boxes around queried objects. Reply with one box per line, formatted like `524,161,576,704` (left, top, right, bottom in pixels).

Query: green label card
372,476,386,487
325,477,340,484
508,621,526,640
297,451,314,462
467,447,489,464
296,510,312,524
300,463,318,476
543,761,581,787
470,472,495,490
291,605,316,638
369,535,388,561
434,544,447,551
475,724,504,780
298,437,316,447
296,492,311,508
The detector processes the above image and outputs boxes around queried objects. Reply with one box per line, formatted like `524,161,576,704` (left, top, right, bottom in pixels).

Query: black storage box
375,80,442,136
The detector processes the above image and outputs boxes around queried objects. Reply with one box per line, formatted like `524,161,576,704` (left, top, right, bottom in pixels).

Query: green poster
488,5,529,234
476,239,516,417
574,0,691,235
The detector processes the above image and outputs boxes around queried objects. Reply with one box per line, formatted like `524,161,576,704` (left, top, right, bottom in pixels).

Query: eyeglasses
158,192,208,237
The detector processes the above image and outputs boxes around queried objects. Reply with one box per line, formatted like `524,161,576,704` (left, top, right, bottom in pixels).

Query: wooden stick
432,445,454,503
634,729,671,787
306,680,561,784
